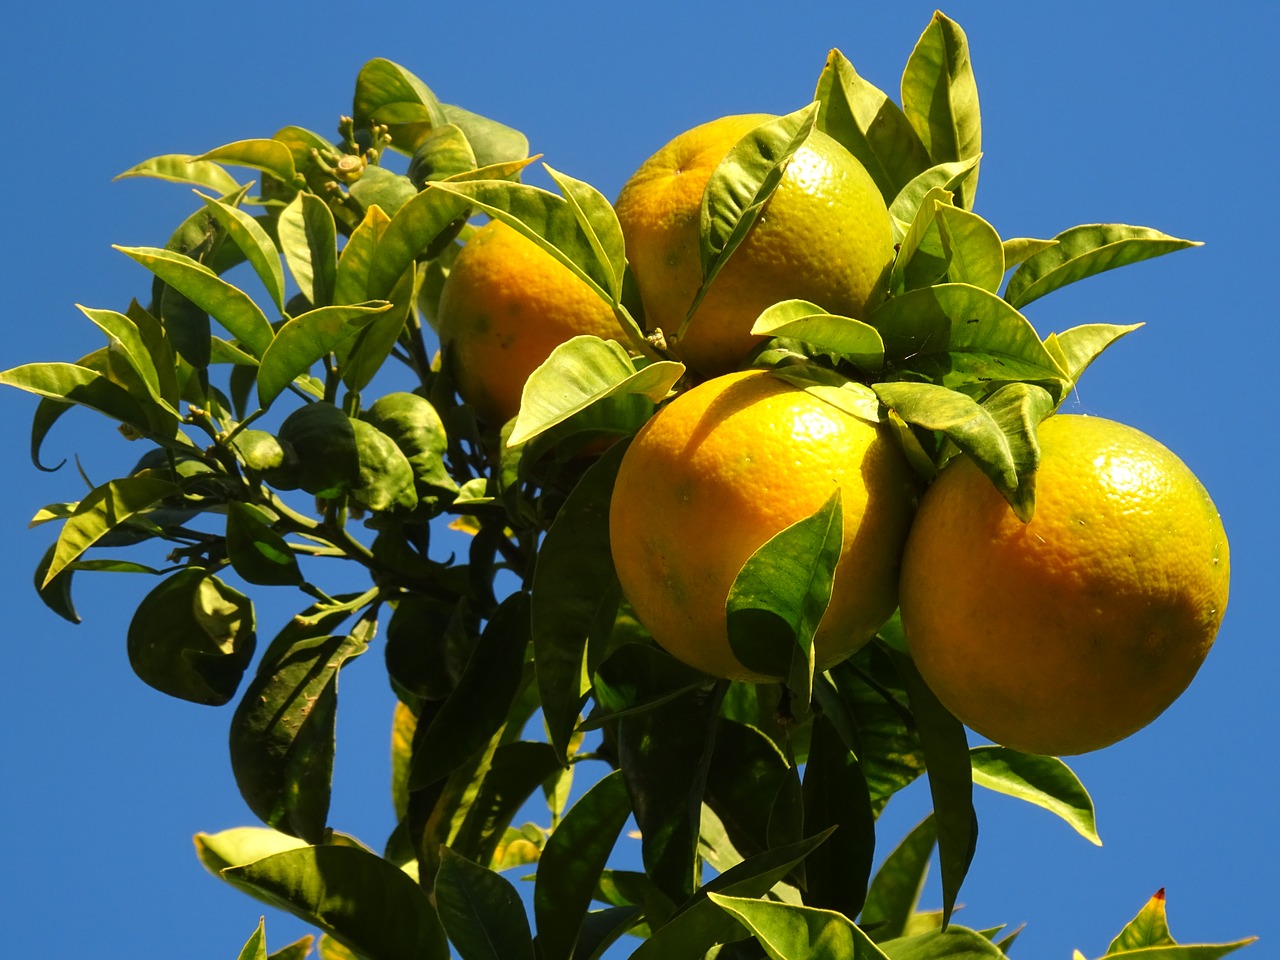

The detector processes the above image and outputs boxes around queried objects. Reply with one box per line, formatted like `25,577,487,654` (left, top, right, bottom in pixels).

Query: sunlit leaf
334,205,392,305
880,927,1007,958
226,502,304,587
257,302,390,407
349,166,419,218
1001,237,1058,271
890,189,952,294
751,300,885,373
1004,224,1201,309
901,12,981,210
935,205,1004,292
708,894,889,959
1046,322,1145,386
353,58,446,151
860,815,937,943
196,192,287,312
115,154,242,192
2,361,158,438
440,102,530,169
971,746,1100,845
888,157,982,232
366,187,471,299
279,192,338,308
42,476,177,587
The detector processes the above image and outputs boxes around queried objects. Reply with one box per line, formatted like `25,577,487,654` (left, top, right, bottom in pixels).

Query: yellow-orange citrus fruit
435,220,631,426
610,369,919,681
614,114,895,377
900,414,1230,756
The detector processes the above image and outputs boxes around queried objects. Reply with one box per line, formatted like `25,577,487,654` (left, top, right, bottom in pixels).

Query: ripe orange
899,414,1230,756
614,114,895,378
609,369,919,681
434,220,631,426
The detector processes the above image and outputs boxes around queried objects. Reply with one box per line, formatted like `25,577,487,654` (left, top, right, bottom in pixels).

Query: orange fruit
434,220,631,426
899,414,1230,756
610,369,919,681
614,114,894,378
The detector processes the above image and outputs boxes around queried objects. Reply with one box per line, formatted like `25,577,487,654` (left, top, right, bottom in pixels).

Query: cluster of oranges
433,115,1229,758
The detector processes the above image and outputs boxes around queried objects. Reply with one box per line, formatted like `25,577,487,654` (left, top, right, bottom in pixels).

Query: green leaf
116,245,275,357
630,830,839,960
353,58,446,151
870,283,1067,392
813,48,931,204
751,300,885,374
236,918,268,960
890,189,952,294
1108,891,1175,953
726,488,842,695
708,895,889,959
440,103,530,169
279,192,338,308
366,187,471,299
617,679,726,902
860,815,937,943
532,440,628,759
888,649,975,928
1103,943,1257,960
230,628,369,841
194,826,310,875
409,593,531,789
508,336,682,446
901,12,981,210
407,123,478,187
348,166,419,218
695,105,819,324
435,847,535,960
880,927,1007,958
115,154,242,192
226,502,304,586
935,206,1004,293
198,139,299,185
1004,224,1201,309
703,718,791,861
447,740,564,869
76,305,168,407
268,935,316,960
256,302,390,408
1001,237,1058,270
533,769,632,960
888,157,982,233
220,844,448,960
362,391,457,495
41,477,177,587
1045,322,1143,385
196,192,287,312
802,712,876,918
970,746,1100,845
334,205,392,305
2,361,159,438
127,568,256,705
426,176,626,306
339,264,415,395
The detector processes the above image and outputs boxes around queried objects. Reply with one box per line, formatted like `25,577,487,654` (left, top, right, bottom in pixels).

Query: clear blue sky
2,2,1275,958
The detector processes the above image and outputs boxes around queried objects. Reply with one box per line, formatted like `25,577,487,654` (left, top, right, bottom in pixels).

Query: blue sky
2,2,1276,958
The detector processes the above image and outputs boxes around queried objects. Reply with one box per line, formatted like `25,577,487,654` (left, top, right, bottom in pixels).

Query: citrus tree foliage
3,12,1254,960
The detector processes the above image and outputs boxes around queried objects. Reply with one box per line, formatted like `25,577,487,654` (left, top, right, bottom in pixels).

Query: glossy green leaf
751,300,885,373
279,192,337,308
256,302,390,407
2,361,158,437
41,477,177,587
345,166,416,218
226,502,304,587
366,187,470,299
196,192,287,312
888,649,975,927
727,488,842,695
802,712,875,918
890,189,952,294
870,283,1067,391
509,336,682,446
230,628,369,841
267,935,316,960
334,205,392,305
440,102,530,169
115,153,242,192
1045,322,1143,385
116,245,274,357
630,830,839,960
768,365,883,424
935,206,1004,292
77,305,168,405
971,746,1100,845
880,927,1007,958
708,894,889,959
407,123,478,187
532,440,627,759
353,58,446,150
194,827,310,876
410,593,531,789
198,139,299,185
533,769,632,960
695,105,819,324
339,264,415,395
221,844,448,960
127,568,255,705
618,679,726,903
901,12,981,210
813,48,931,203
435,847,535,960
1109,892,1175,954
426,176,625,307
860,815,937,943
888,157,982,232
1002,237,1058,271
1005,224,1201,309
350,419,418,513
362,391,457,495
